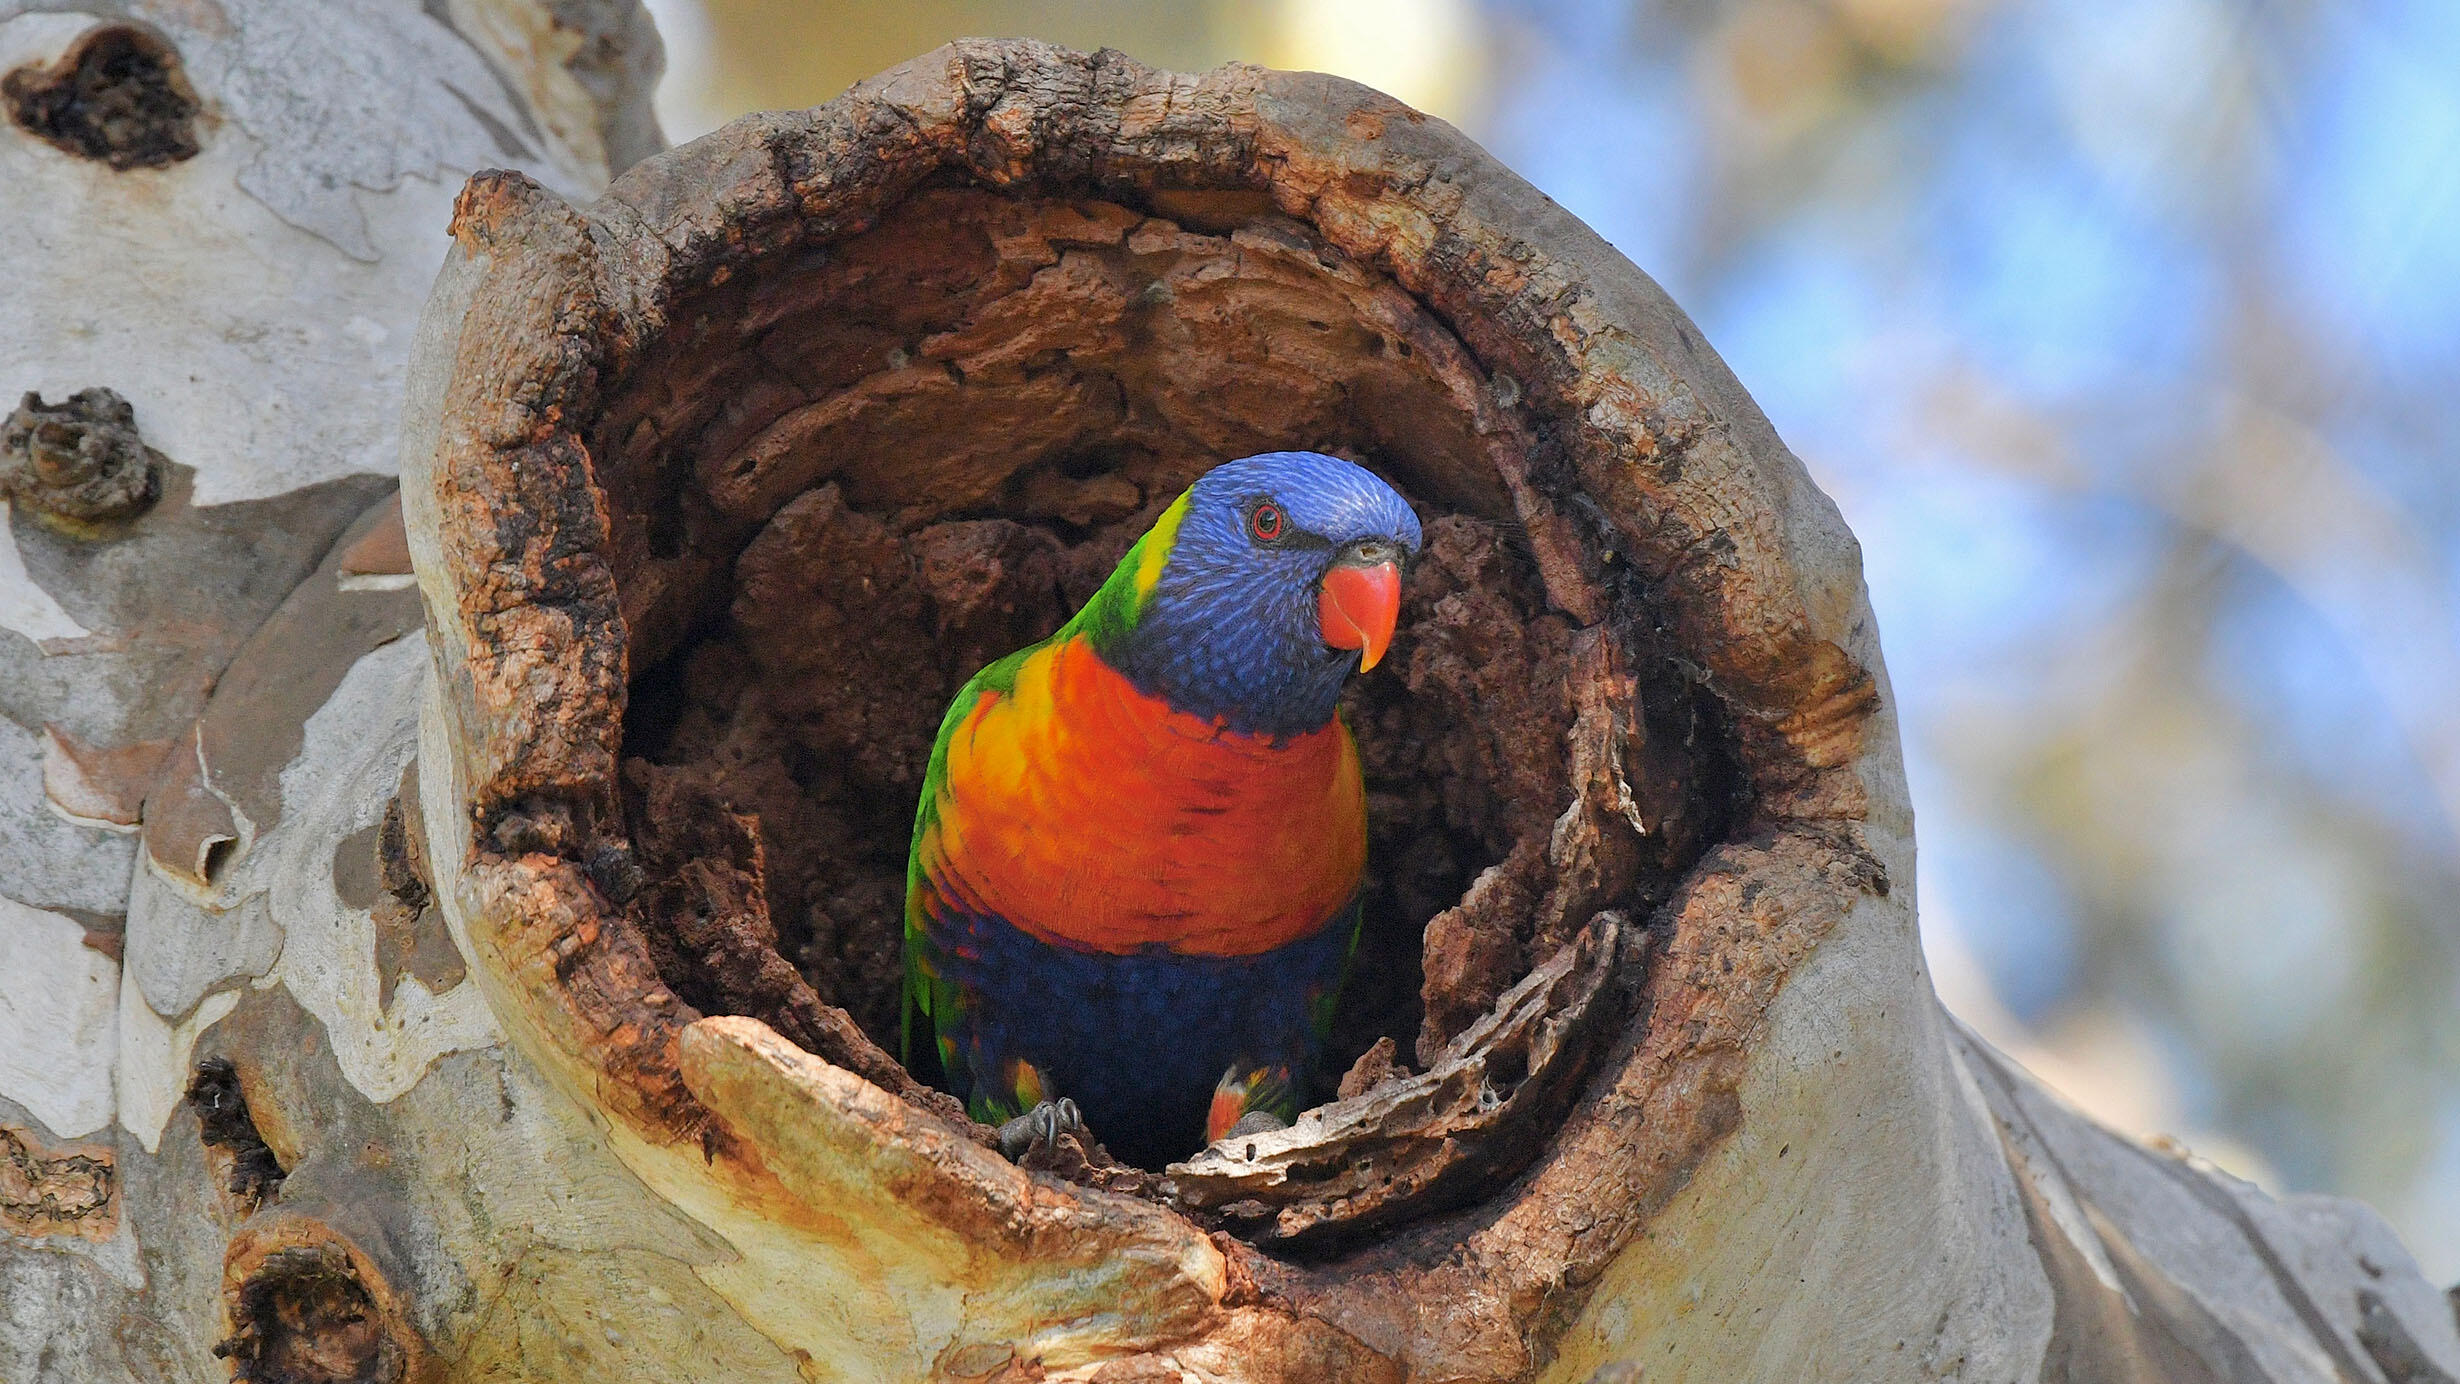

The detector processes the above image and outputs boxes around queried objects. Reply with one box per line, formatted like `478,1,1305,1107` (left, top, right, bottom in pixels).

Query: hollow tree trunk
3,16,2456,1384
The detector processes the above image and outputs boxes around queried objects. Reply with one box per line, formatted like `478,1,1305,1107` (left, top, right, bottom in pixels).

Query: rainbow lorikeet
904,451,1422,1168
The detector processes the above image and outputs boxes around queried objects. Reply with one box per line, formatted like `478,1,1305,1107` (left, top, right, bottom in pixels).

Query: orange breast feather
924,636,1365,957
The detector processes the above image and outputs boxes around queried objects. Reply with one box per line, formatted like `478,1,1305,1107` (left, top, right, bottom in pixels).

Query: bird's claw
998,1096,1086,1161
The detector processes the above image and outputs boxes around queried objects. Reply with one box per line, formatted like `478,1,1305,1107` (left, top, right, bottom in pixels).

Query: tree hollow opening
579,179,1745,1230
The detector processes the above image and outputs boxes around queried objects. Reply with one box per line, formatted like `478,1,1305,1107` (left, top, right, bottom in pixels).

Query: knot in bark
2,387,164,529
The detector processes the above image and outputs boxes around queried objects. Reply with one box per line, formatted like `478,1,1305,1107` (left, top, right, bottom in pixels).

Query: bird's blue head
1094,451,1423,739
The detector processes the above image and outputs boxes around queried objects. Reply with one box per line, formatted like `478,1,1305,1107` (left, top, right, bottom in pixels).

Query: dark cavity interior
3,24,202,172
595,184,1735,1167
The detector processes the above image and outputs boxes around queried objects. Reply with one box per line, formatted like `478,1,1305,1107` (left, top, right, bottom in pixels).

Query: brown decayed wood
1170,913,1639,1252
217,1221,427,1384
412,39,1888,1379
0,22,201,171
185,1058,288,1219
1,387,164,531
590,184,1685,1182
0,1123,118,1242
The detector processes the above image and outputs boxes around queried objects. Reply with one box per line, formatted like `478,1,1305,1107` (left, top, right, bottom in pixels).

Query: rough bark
2,15,2455,1384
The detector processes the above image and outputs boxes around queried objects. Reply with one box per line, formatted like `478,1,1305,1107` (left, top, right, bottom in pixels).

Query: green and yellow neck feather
1075,490,1188,654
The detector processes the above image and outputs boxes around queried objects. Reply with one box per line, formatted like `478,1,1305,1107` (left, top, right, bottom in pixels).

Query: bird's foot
997,1097,1086,1162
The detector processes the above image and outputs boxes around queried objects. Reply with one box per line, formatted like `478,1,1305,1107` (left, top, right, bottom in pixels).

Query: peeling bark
0,1123,117,1242
1,14,2454,1384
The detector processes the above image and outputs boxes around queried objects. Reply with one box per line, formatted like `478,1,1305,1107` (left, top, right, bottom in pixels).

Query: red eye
1248,502,1285,542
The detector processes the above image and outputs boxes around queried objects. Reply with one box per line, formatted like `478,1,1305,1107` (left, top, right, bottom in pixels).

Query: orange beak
1319,559,1402,671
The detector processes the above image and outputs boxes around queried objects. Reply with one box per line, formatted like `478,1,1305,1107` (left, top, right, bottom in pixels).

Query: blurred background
640,0,2460,1280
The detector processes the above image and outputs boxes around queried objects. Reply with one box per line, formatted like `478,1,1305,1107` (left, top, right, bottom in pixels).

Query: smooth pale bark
0,4,729,1381
0,14,2452,1384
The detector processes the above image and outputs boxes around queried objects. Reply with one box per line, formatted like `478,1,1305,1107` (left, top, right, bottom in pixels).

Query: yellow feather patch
1132,490,1191,605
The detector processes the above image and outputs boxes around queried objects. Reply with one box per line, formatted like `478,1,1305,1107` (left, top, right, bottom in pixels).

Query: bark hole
3,23,201,171
589,185,1745,1193
217,1244,404,1384
186,1057,287,1216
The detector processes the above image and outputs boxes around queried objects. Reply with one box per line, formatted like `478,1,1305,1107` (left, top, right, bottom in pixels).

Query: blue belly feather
927,906,1354,1168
